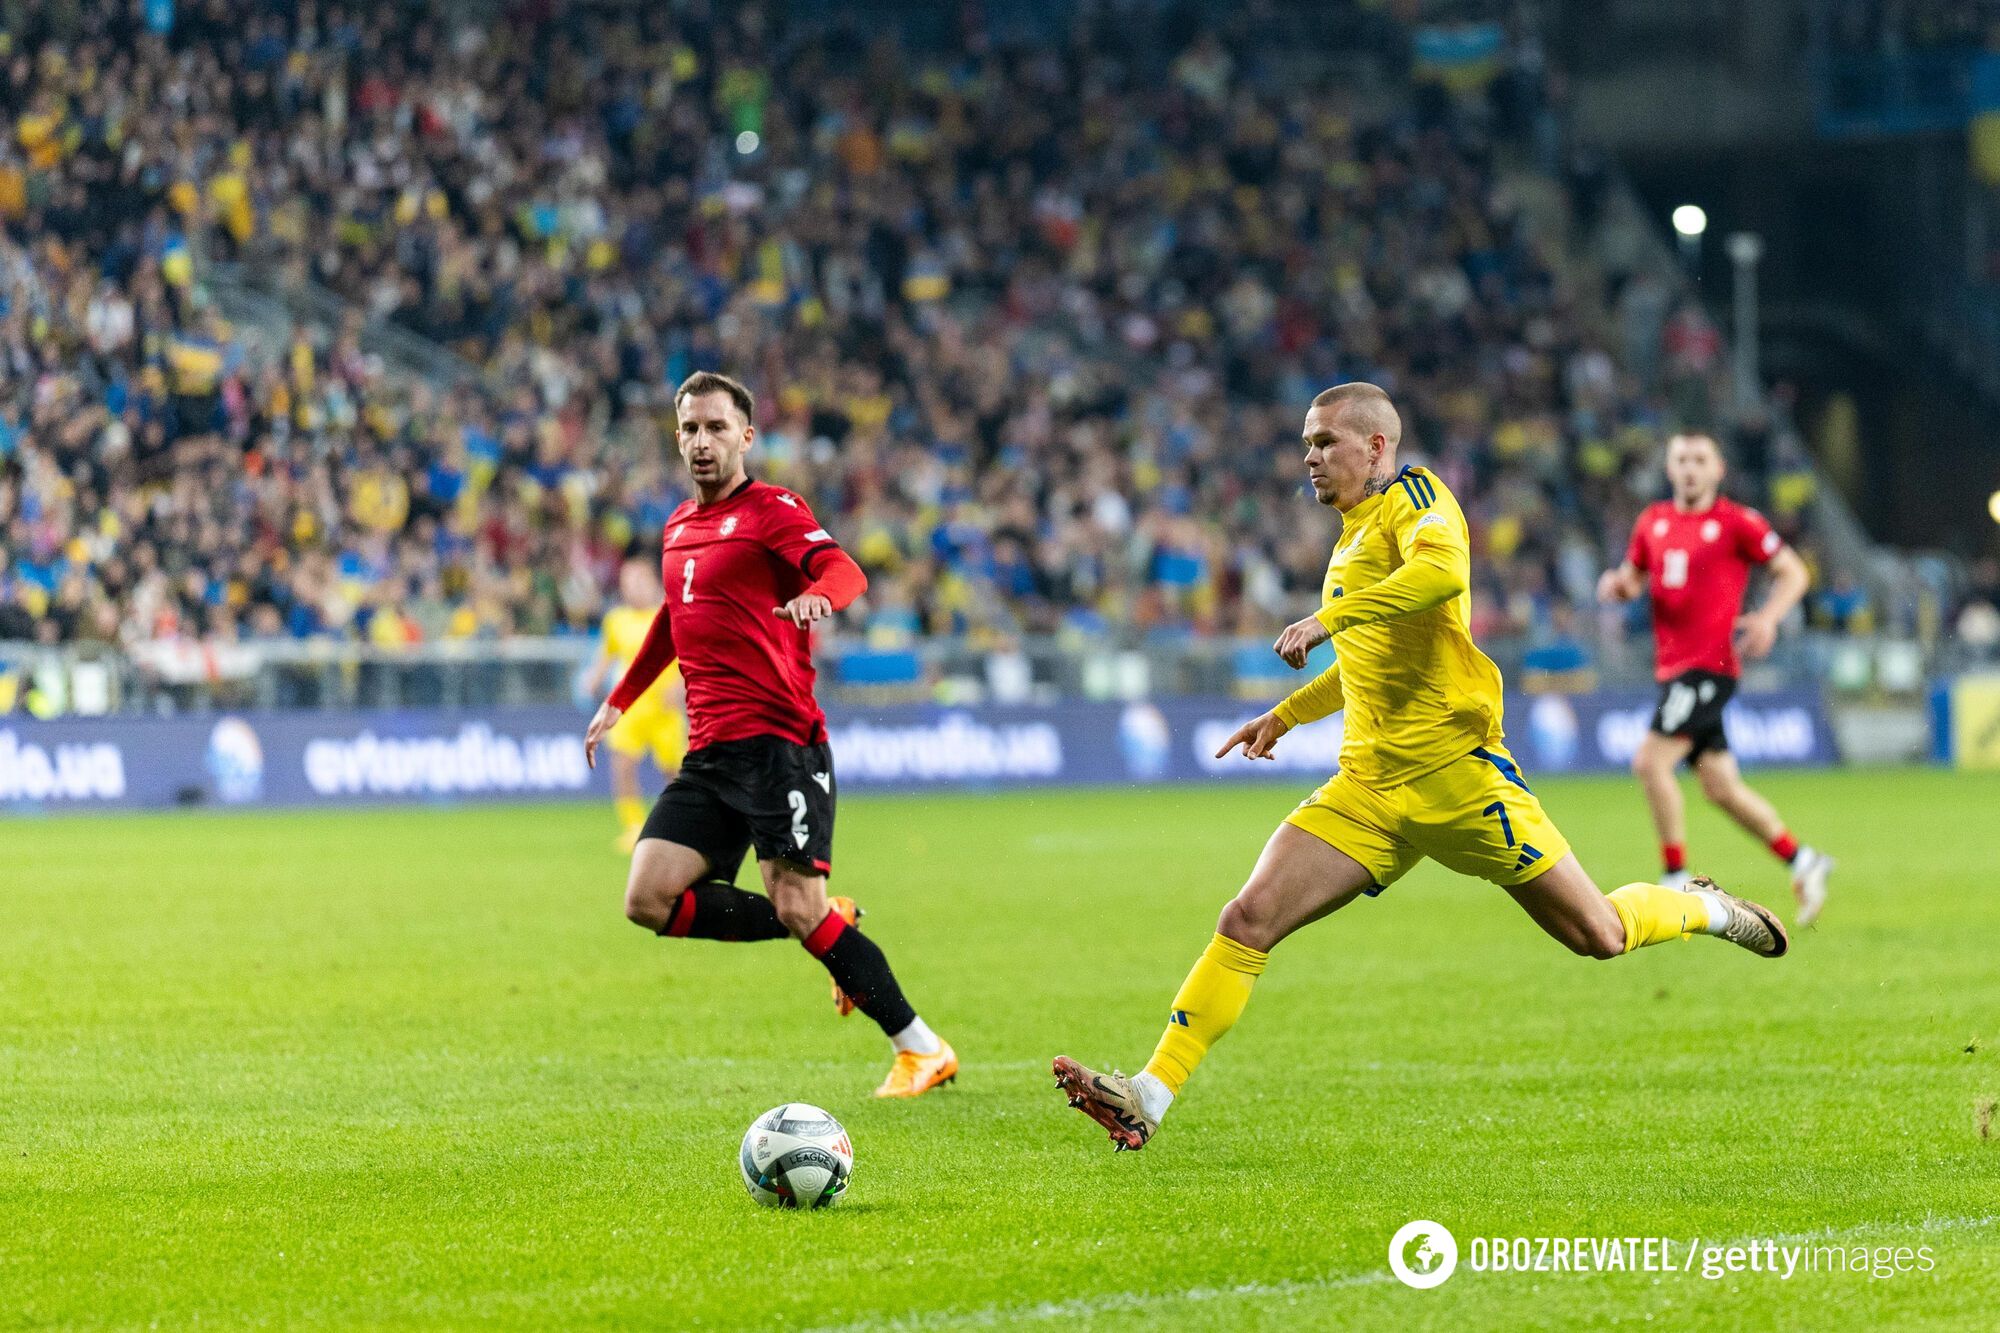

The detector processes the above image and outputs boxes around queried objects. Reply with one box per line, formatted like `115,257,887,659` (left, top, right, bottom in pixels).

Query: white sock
1130,1070,1175,1123
1695,890,1732,936
891,1017,941,1056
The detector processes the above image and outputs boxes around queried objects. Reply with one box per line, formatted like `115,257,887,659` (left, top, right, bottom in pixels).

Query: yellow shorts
1285,742,1570,893
608,702,688,771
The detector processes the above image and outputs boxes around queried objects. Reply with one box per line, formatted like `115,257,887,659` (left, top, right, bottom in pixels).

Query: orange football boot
874,1039,959,1098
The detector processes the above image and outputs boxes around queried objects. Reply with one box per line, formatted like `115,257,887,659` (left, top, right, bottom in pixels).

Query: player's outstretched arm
1313,540,1467,637
773,548,868,627
1735,544,1809,659
1215,709,1291,760
773,593,834,627
1597,561,1643,603
1218,655,1344,760
1277,491,1473,667
1277,656,1343,726
1273,613,1330,668
584,699,622,770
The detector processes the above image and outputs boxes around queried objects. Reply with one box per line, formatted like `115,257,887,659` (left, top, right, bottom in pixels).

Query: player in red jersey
585,372,957,1097
1598,432,1832,924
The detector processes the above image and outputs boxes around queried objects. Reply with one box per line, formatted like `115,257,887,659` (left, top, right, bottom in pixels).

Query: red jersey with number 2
656,479,844,750
1625,497,1781,681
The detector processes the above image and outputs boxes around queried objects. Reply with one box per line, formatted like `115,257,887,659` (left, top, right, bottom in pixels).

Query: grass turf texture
5,768,1999,1330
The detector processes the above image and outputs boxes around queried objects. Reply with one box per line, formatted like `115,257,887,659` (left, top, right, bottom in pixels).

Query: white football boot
1790,846,1834,927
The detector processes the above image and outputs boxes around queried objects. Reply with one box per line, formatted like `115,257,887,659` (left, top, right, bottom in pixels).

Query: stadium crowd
0,0,1836,668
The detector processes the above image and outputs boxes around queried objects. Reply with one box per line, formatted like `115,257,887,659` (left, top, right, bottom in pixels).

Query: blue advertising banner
0,690,1837,812
0,708,598,811
825,689,1839,790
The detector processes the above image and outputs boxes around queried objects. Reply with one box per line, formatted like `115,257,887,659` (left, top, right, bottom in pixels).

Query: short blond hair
1311,382,1401,445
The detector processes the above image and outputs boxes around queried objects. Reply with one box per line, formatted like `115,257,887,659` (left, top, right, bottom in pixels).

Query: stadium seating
0,1,1841,669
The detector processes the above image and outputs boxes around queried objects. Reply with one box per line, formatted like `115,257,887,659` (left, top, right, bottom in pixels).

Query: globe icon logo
1528,694,1580,770
1388,1219,1458,1289
1117,704,1172,780
205,717,265,804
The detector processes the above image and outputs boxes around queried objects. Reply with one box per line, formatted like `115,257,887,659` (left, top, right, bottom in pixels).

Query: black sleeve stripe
798,541,843,578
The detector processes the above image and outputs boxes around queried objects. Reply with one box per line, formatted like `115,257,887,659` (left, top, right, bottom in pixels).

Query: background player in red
1598,432,1833,924
584,372,958,1098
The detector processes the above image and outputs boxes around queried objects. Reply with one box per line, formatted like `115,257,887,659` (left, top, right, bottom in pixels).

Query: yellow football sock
615,796,645,831
1142,933,1269,1094
1606,882,1712,953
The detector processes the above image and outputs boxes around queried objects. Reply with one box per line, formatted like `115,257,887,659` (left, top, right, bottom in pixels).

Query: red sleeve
760,489,844,577
1625,510,1652,570
803,547,868,610
607,604,676,710
1733,504,1782,565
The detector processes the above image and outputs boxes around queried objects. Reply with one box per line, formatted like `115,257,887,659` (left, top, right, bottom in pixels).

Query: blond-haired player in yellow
587,557,689,852
1053,382,1790,1151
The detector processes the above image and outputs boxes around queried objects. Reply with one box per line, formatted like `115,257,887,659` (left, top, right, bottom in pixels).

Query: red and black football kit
1623,497,1782,760
610,477,864,879
607,474,921,1041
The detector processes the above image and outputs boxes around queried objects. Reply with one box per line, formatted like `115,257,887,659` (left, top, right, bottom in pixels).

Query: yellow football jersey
601,605,681,698
1280,466,1504,788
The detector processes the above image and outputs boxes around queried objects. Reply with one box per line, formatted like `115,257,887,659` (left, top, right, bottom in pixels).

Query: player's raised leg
1693,750,1833,925
1422,747,1788,959
1507,852,1787,959
764,859,957,1098
1631,731,1695,888
1054,823,1376,1150
625,837,790,941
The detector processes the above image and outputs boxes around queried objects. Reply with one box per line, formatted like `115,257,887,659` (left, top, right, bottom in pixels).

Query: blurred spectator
1959,556,2000,658
1813,570,1876,632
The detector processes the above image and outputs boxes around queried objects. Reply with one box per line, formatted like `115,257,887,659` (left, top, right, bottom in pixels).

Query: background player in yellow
586,557,688,851
1053,382,1792,1151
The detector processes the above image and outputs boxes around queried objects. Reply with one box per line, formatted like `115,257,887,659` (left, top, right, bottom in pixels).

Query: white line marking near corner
806,1214,2000,1332
811,1272,1395,1332
1729,1213,2000,1247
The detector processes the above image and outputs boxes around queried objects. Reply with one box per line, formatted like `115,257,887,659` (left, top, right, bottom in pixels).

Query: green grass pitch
6,767,2000,1329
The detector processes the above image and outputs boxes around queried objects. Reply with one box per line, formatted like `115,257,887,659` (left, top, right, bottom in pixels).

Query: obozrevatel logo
1388,1219,1458,1289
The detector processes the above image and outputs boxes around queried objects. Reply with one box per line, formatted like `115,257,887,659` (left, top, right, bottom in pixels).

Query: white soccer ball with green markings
740,1103,852,1209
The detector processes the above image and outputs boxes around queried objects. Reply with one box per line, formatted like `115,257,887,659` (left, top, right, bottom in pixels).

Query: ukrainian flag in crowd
165,331,225,396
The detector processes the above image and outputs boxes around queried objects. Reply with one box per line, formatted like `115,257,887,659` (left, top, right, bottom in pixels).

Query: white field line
1743,1213,2000,1248
810,1272,1397,1332
808,1214,2000,1332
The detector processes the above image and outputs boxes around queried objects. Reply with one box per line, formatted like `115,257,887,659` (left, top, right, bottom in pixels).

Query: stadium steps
1499,160,1937,619
202,258,495,394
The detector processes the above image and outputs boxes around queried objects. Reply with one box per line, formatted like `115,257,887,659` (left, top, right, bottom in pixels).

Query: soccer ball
739,1103,853,1209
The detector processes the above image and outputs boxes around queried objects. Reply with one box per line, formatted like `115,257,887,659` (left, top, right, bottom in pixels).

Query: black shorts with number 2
640,735,837,882
1649,669,1737,762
